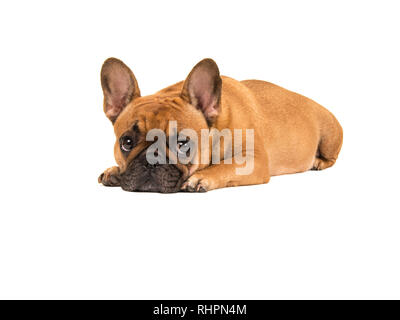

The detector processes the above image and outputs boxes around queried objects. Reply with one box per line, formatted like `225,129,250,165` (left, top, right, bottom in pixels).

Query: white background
0,0,399,299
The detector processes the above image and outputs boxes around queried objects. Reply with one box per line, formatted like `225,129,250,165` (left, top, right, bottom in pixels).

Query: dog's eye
177,140,190,154
120,136,134,152
177,141,187,148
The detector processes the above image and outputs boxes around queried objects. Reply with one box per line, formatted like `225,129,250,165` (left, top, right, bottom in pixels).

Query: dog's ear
101,58,140,123
181,58,222,125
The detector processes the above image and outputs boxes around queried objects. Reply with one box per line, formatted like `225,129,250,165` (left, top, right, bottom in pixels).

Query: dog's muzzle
120,150,184,193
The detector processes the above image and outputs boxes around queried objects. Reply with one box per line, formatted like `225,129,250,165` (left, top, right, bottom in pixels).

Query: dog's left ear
181,58,222,125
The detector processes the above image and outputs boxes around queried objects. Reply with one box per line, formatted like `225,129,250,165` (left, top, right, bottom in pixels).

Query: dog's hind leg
312,107,343,171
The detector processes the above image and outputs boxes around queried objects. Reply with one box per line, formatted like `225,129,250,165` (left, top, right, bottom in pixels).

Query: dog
98,58,343,193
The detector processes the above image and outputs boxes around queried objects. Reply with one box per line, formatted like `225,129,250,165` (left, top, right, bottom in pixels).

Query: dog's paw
98,166,121,187
312,157,336,171
181,174,211,192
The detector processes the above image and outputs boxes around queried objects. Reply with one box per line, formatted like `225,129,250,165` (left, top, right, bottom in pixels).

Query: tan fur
99,59,343,192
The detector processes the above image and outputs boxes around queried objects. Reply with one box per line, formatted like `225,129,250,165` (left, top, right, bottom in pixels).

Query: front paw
98,166,121,187
181,174,211,192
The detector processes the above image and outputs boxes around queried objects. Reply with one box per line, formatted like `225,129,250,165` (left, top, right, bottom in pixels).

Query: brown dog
98,58,343,192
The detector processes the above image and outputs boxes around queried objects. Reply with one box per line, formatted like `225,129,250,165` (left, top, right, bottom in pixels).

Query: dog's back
240,79,343,175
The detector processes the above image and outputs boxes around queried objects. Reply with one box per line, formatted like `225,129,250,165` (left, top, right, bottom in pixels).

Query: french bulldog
98,58,342,193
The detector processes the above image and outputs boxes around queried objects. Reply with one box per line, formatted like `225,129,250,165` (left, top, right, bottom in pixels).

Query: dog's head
100,58,222,192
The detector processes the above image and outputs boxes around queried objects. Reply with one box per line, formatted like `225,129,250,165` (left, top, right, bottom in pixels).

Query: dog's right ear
101,58,140,123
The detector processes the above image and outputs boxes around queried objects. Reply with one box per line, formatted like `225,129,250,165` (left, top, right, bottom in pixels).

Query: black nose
120,151,183,193
146,162,158,169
